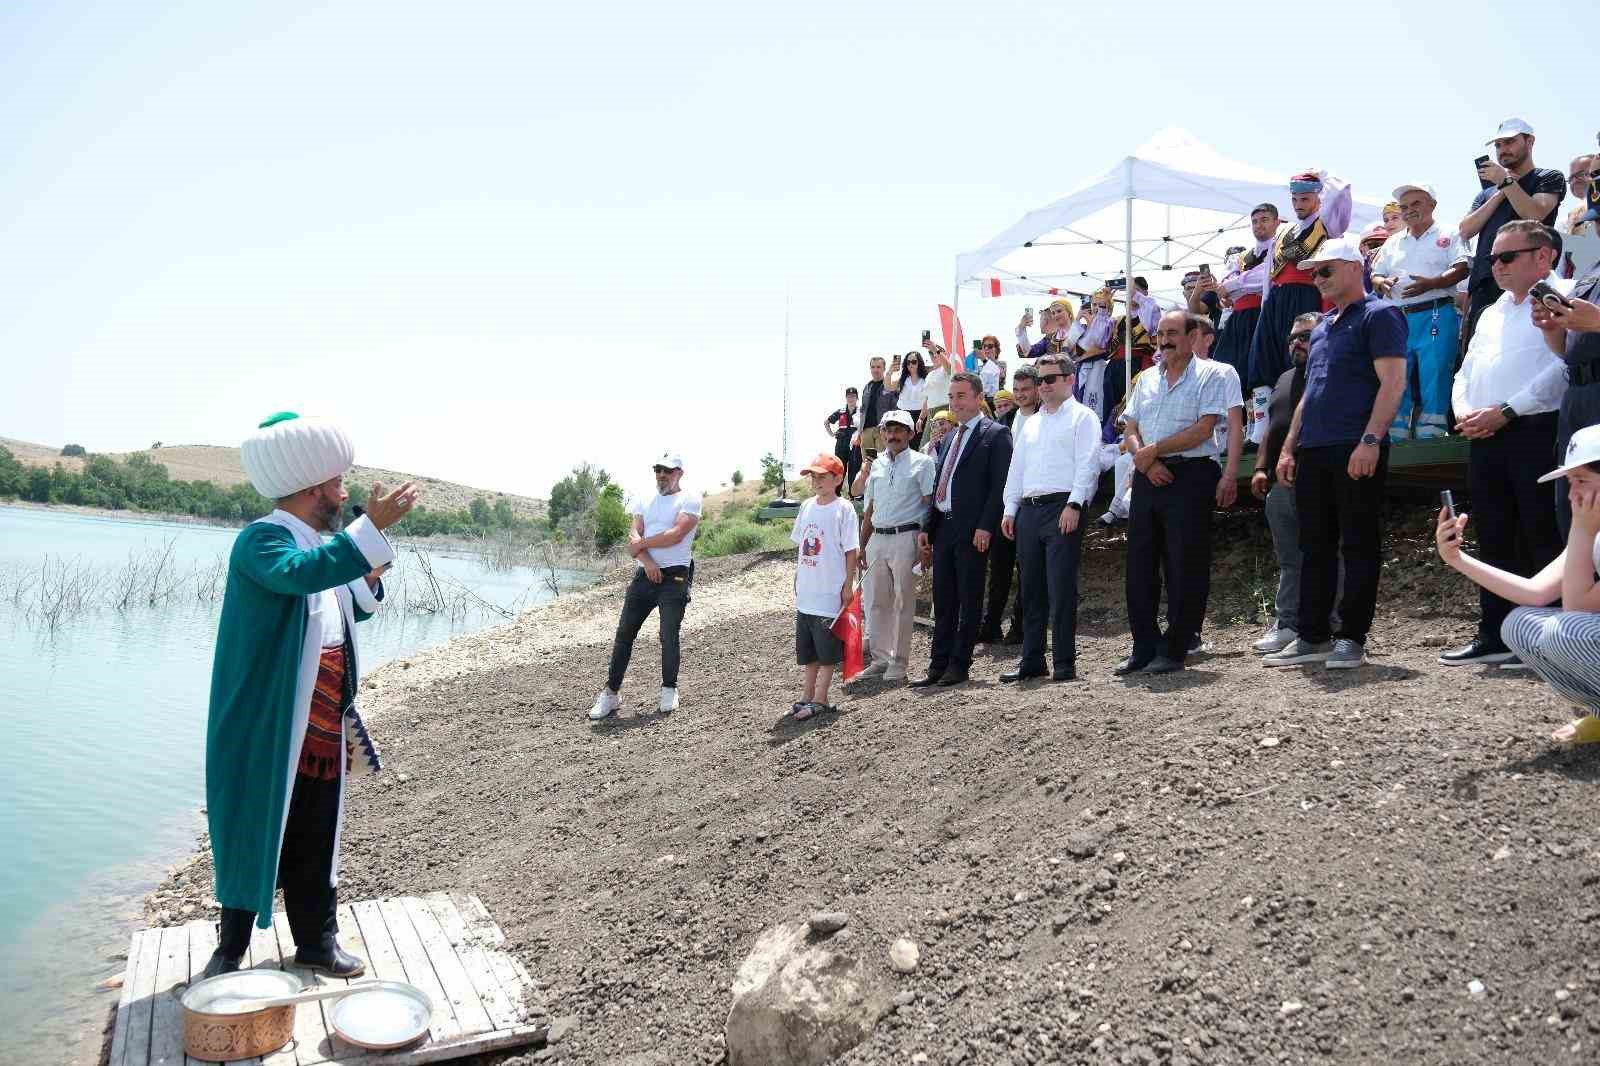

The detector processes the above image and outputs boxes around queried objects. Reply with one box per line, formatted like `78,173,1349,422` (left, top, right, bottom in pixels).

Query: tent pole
1124,193,1134,397
952,262,962,359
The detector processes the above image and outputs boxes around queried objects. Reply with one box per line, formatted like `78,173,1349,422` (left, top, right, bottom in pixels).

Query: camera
1530,280,1573,311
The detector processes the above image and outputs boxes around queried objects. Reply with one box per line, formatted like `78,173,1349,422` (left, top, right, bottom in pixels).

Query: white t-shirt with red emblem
1370,223,1470,309
791,497,860,618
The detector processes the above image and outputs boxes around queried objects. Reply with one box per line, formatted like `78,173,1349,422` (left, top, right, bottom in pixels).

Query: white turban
240,412,355,500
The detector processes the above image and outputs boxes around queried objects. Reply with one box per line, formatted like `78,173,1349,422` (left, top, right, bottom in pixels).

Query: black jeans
1126,458,1219,662
1469,415,1563,646
606,565,692,691
218,772,341,958
1016,498,1085,672
982,521,1017,637
1294,443,1388,645
929,526,988,675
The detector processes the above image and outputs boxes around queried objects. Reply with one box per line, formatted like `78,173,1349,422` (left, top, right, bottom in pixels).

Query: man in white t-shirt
590,450,703,720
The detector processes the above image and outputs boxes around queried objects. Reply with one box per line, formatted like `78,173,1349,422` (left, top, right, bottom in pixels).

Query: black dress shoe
1113,655,1153,676
200,949,242,980
937,670,969,686
976,629,1003,644
294,943,367,978
1001,627,1023,646
1000,664,1047,683
907,674,943,688
1439,639,1513,666
1143,656,1184,674
1052,666,1078,682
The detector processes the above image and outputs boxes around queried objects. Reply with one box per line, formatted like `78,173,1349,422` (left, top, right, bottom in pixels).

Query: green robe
206,515,387,928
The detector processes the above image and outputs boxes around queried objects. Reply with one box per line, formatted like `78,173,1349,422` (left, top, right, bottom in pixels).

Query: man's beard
319,494,344,532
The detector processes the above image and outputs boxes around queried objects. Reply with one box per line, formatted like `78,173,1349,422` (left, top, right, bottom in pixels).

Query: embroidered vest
1271,217,1329,277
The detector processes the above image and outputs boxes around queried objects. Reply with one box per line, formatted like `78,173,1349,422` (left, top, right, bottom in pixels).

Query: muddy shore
130,510,1600,1065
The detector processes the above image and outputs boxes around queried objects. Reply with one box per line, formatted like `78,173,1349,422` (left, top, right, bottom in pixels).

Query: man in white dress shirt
999,355,1101,683
854,410,935,684
1440,220,1569,667
1370,183,1470,440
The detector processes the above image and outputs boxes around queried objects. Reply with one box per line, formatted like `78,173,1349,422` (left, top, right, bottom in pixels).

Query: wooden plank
401,896,494,1036
422,894,520,1031
457,895,535,1024
109,929,149,1066
186,921,219,1066
249,918,297,1066
148,922,191,1065
271,910,333,1065
338,900,415,1059
327,1023,547,1066
378,896,460,1040
124,927,164,1066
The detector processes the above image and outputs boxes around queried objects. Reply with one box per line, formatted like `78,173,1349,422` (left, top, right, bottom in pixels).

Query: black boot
295,942,366,978
200,949,243,980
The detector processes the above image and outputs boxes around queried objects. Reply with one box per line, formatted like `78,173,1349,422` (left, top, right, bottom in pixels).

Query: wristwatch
1067,501,1083,512
1359,433,1381,448
1499,402,1518,423
1499,176,1516,190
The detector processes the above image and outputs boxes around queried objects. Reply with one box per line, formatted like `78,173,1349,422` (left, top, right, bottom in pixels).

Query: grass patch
697,515,794,558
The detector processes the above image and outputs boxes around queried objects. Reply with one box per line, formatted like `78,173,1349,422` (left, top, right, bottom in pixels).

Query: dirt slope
145,516,1600,1065
1,437,544,519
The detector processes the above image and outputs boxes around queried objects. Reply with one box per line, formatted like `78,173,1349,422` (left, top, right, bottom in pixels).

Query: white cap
1296,235,1366,271
1538,425,1600,483
880,409,915,430
1487,117,1534,144
654,450,684,470
1392,182,1437,203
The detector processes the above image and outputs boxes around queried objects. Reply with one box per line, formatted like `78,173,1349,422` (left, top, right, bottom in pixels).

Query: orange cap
799,454,845,479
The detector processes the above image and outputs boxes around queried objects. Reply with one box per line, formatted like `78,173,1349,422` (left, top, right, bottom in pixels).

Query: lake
0,504,587,1064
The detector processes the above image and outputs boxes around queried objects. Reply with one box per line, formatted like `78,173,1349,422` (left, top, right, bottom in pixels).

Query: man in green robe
202,413,419,979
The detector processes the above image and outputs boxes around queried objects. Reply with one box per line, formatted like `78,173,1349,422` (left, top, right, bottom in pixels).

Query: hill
0,436,544,520
140,511,1598,1065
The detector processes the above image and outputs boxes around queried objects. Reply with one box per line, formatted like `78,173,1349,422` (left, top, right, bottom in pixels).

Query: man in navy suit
912,372,1014,687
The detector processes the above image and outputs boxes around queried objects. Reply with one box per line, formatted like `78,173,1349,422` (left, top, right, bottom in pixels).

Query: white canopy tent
954,127,1386,392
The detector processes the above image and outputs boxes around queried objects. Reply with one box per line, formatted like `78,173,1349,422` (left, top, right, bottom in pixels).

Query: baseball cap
1392,182,1437,203
799,453,845,479
1538,425,1600,483
880,409,915,431
1359,223,1391,246
1297,235,1366,271
654,450,683,470
1487,118,1534,144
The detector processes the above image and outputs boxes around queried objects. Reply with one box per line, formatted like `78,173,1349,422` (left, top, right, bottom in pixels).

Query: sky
1,0,1590,505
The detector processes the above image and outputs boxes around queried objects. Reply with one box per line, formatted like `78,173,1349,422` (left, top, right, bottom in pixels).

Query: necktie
935,424,967,506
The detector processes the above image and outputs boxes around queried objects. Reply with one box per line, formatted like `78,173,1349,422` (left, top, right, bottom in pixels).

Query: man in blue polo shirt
1265,237,1407,670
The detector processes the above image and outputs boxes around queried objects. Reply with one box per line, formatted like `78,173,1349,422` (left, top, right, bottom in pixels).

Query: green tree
26,467,52,502
547,463,611,530
468,496,492,528
0,446,26,498
731,469,744,487
594,483,629,551
60,443,87,458
492,497,515,527
759,453,785,492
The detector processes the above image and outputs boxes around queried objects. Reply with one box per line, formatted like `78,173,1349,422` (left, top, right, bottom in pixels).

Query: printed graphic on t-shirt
799,525,823,563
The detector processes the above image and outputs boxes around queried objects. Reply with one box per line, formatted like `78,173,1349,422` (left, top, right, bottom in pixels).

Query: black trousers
835,439,861,492
606,566,692,691
1469,415,1563,646
929,524,989,675
1557,379,1600,539
981,521,1017,637
1294,443,1388,645
1127,460,1218,661
1016,498,1085,672
219,772,341,958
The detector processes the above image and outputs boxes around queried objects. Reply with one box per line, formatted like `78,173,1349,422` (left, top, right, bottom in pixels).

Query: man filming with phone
1440,221,1568,668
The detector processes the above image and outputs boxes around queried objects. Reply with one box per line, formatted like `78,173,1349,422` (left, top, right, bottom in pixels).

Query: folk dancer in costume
1245,169,1353,443
202,413,419,979
1015,299,1080,363
1213,203,1278,395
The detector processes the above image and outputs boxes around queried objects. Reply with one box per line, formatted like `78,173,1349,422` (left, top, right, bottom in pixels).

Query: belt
1569,359,1600,388
658,564,693,578
873,523,921,535
1023,492,1070,506
1401,296,1454,314
1160,455,1210,464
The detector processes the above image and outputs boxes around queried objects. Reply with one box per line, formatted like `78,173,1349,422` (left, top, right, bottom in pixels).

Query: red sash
1231,293,1262,313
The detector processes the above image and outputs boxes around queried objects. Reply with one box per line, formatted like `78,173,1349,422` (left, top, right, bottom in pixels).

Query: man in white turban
201,412,420,979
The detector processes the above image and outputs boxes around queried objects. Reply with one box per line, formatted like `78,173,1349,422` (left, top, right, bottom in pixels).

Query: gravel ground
134,510,1600,1065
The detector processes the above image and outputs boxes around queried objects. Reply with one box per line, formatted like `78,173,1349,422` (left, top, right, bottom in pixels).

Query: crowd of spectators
793,117,1600,741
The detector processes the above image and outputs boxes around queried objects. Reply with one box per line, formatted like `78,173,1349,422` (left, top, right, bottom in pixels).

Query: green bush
731,469,744,486
760,453,785,492
697,517,793,558
594,483,630,551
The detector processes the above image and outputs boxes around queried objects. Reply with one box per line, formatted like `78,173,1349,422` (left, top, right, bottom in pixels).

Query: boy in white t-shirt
789,453,859,721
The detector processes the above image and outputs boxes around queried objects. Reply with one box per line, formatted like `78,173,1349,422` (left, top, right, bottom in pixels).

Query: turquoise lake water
0,505,580,1063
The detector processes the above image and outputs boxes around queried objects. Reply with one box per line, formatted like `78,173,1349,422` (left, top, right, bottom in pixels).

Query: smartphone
1440,489,1457,521
1475,154,1493,190
1024,306,1034,319
1198,264,1211,275
921,329,931,343
1530,279,1574,310
1106,277,1128,291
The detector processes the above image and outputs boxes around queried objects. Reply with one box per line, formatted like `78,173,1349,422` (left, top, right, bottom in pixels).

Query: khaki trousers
866,530,919,669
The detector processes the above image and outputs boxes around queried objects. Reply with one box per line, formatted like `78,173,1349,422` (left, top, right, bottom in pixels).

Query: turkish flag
938,304,966,364
831,588,864,681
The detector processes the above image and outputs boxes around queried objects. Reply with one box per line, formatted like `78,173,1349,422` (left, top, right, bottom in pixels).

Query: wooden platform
107,892,547,1066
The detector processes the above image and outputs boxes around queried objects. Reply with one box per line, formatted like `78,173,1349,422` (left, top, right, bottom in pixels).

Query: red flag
938,304,966,365
831,588,864,681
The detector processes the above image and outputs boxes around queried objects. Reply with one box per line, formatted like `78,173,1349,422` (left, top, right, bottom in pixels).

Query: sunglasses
1036,372,1068,385
1313,266,1339,279
652,466,672,474
1492,247,1541,265
981,343,999,350
1289,332,1313,343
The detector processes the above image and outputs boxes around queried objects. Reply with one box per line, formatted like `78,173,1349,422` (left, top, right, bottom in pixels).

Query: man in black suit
912,372,1013,687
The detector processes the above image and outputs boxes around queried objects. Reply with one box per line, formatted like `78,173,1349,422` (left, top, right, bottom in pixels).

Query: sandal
789,701,807,718
793,702,818,721
1551,715,1600,745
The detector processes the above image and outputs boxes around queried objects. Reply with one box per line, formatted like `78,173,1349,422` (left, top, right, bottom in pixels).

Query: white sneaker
588,689,622,720
658,687,679,713
1252,626,1297,655
882,666,907,683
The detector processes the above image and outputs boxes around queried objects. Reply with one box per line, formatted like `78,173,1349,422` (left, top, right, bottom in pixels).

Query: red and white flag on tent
831,588,864,681
938,305,966,362
974,279,1070,298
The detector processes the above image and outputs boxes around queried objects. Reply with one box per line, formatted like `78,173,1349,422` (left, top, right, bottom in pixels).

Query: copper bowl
179,969,302,1062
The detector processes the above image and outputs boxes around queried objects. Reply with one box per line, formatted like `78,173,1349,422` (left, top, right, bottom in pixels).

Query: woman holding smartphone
1436,424,1600,743
893,350,930,450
